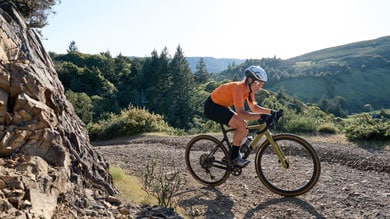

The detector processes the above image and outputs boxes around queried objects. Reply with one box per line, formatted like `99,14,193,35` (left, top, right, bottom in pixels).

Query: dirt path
94,135,390,219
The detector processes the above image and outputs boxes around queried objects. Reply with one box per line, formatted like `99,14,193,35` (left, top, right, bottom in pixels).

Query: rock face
0,3,117,218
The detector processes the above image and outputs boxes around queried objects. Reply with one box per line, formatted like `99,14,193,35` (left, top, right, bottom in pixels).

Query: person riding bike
204,65,282,167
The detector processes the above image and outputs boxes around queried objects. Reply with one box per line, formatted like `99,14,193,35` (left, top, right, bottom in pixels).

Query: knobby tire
255,134,321,196
185,135,230,187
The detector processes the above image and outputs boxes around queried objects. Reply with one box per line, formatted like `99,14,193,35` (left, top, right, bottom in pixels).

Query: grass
109,166,156,205
109,166,189,218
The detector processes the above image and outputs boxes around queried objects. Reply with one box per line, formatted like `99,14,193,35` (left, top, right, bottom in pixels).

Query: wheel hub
199,153,213,169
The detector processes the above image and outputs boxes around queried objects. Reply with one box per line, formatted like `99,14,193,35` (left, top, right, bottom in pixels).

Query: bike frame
220,123,289,169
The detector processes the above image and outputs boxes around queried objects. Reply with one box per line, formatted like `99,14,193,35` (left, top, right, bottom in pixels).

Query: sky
41,0,390,60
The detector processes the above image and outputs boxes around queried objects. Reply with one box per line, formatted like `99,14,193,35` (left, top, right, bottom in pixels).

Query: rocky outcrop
0,2,118,218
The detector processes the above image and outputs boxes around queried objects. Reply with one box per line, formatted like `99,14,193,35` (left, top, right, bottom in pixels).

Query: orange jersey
210,81,254,108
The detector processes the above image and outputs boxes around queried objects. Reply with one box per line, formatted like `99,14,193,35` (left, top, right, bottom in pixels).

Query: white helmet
244,65,267,82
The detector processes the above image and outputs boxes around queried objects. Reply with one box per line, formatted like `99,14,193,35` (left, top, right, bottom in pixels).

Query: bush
143,158,183,208
88,105,177,140
344,113,390,141
317,123,338,134
277,106,335,134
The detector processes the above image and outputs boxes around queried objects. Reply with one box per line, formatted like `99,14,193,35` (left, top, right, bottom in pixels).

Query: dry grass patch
109,166,156,205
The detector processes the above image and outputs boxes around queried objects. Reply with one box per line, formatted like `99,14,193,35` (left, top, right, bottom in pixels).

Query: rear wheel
185,135,230,186
255,134,321,196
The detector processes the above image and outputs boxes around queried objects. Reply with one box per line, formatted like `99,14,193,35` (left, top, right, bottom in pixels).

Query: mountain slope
286,36,390,63
186,56,245,73
273,36,390,113
213,36,390,114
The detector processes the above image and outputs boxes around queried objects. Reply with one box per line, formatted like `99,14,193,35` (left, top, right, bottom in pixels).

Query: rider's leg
229,115,248,159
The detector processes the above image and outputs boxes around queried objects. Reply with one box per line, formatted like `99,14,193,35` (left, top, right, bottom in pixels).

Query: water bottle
239,136,253,154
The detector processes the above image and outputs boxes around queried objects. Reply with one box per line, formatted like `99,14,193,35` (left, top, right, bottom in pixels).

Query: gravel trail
94,135,389,219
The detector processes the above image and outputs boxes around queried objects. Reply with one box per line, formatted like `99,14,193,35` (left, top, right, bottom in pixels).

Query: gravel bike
185,113,321,196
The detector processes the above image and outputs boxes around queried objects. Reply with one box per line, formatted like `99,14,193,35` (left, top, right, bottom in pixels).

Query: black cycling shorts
204,96,234,126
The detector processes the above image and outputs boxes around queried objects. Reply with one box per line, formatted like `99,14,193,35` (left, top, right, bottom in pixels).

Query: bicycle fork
264,132,289,169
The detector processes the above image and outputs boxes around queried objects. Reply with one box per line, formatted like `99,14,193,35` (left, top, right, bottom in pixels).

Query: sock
231,146,240,160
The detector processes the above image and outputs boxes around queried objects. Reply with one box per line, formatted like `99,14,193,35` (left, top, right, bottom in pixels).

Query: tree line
51,43,213,130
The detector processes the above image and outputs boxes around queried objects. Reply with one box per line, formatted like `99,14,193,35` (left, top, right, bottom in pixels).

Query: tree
194,57,209,83
67,41,79,53
166,46,196,129
65,90,93,124
7,0,61,28
318,95,330,113
154,47,173,116
114,54,135,108
141,50,161,110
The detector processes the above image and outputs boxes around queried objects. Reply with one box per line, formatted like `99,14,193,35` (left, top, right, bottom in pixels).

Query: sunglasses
254,81,264,86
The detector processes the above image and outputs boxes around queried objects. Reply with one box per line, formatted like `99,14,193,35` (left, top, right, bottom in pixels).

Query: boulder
0,2,117,218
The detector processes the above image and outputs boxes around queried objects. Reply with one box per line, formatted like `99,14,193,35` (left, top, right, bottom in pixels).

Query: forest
49,41,390,142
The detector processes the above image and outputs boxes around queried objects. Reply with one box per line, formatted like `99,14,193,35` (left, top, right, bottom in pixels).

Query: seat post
219,123,229,138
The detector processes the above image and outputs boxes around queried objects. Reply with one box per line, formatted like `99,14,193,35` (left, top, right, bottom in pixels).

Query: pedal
231,166,242,176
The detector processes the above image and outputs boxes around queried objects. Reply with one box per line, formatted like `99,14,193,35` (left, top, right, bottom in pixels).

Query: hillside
285,36,390,63
187,56,245,73
275,36,390,113
217,36,390,114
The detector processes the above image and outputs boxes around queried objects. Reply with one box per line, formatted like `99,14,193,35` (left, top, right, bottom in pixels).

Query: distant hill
186,57,245,73
275,36,390,113
285,36,390,63
213,36,390,114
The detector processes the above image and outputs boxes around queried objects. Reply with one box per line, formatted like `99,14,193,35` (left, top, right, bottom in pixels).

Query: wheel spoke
185,135,230,186
255,134,321,196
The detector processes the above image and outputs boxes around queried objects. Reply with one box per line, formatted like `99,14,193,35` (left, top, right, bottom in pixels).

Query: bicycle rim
255,134,321,196
185,135,230,186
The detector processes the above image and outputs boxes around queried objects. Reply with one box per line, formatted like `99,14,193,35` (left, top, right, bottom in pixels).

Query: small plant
143,157,183,208
317,123,338,134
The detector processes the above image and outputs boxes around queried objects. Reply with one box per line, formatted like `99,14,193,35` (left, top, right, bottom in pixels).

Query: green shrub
282,116,317,133
88,105,177,140
277,106,334,134
317,123,338,134
344,113,390,141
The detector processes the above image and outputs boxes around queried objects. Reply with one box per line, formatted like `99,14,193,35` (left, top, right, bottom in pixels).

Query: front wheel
185,135,230,186
255,134,321,196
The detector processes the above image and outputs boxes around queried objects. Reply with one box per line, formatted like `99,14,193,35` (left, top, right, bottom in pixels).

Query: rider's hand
259,114,274,126
272,109,284,121
259,109,283,126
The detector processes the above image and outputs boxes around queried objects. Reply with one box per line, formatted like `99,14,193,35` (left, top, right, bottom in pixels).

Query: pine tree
154,47,172,117
67,41,79,53
166,46,196,129
194,57,209,83
140,50,160,108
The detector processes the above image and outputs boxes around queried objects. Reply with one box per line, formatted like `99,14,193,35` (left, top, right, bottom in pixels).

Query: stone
106,195,122,206
29,188,58,219
0,179,6,189
0,2,117,218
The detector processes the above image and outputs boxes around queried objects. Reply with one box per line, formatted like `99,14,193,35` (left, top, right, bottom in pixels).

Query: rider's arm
247,101,272,115
234,96,270,120
235,107,264,120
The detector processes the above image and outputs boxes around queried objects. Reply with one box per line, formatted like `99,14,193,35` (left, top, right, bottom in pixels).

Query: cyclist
204,65,279,167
